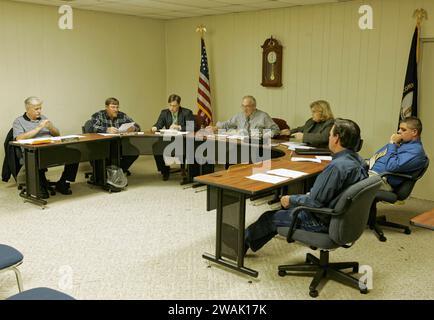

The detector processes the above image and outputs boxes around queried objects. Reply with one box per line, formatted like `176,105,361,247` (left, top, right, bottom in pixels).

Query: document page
266,169,307,179
291,157,322,163
316,156,332,161
118,122,135,133
246,173,289,184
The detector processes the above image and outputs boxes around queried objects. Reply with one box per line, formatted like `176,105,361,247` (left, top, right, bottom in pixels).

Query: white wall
165,0,434,200
0,0,167,162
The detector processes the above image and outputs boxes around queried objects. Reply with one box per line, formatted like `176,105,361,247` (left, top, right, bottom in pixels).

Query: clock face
267,51,277,64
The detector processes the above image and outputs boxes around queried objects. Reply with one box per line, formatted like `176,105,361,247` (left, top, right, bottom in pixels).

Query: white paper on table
246,173,289,184
14,136,53,144
98,133,119,136
280,142,314,151
280,141,305,147
159,129,188,135
51,135,84,141
291,157,322,163
316,156,332,161
267,169,308,179
118,122,136,133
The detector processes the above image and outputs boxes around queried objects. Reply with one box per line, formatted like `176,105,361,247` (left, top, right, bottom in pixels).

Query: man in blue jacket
369,117,428,190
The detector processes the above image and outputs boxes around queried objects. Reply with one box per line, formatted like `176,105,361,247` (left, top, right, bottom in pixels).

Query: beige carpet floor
0,157,433,300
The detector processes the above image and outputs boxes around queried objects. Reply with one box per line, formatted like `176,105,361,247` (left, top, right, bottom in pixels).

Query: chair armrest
380,171,413,180
285,206,335,242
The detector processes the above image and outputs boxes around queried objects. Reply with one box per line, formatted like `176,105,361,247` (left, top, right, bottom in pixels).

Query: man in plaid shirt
90,97,141,172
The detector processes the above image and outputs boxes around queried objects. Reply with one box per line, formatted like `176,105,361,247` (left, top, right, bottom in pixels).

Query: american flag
197,37,212,127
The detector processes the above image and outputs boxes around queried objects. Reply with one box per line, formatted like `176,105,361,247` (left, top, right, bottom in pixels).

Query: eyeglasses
241,104,255,108
108,105,120,110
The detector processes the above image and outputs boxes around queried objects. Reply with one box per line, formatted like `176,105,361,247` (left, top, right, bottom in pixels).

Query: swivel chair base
278,250,368,298
370,215,411,242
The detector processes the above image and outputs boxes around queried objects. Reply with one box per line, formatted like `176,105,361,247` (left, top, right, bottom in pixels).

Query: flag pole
195,24,213,127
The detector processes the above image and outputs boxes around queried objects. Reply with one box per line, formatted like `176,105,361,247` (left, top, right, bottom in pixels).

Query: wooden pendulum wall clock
261,36,283,87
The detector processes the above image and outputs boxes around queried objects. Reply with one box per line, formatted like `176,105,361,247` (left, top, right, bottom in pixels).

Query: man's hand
151,126,158,133
293,132,304,140
205,125,218,133
390,133,402,144
280,195,291,209
169,124,181,131
38,119,50,129
107,127,119,134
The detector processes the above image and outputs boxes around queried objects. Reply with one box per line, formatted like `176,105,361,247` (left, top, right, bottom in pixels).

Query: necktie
172,112,178,125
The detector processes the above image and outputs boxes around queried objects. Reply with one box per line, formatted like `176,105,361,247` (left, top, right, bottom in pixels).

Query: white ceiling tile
10,0,342,19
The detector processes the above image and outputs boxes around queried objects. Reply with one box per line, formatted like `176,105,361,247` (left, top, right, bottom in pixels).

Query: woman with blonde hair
281,100,334,147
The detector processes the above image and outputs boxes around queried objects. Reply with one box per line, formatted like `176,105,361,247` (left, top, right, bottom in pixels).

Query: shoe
55,180,72,195
162,171,170,181
37,186,50,199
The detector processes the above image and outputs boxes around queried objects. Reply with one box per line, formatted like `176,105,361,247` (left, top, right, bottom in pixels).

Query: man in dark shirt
244,118,368,254
90,97,141,173
151,94,195,181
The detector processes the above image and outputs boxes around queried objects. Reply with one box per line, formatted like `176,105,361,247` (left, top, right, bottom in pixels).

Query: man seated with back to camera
241,118,368,255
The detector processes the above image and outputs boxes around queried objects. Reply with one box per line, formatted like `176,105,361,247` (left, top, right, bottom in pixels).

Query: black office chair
3,128,56,200
368,158,430,242
277,175,382,298
0,244,24,293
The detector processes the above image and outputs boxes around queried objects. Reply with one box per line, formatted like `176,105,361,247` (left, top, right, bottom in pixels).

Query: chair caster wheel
379,235,387,242
360,288,368,294
309,290,318,298
404,228,411,235
278,270,286,277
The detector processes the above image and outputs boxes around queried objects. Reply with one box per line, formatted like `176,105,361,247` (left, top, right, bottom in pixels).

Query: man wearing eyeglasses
206,95,280,137
89,97,141,173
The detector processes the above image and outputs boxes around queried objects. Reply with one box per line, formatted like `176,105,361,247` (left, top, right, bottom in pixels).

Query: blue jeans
245,205,329,252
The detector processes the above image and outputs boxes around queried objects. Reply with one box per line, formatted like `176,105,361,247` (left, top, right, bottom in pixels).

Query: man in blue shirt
369,117,428,190
243,118,368,254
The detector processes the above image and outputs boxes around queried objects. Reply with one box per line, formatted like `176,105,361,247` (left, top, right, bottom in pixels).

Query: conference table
11,133,119,206
11,131,282,206
194,145,329,277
